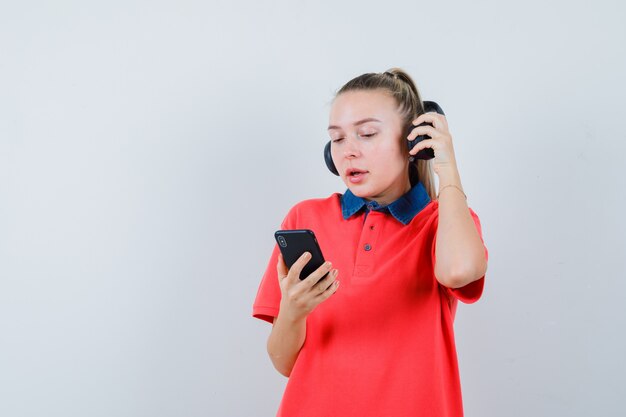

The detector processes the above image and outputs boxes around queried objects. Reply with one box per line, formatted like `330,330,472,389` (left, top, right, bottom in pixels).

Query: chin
346,184,377,199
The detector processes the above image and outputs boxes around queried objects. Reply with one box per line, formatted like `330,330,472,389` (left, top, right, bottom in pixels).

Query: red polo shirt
253,191,487,417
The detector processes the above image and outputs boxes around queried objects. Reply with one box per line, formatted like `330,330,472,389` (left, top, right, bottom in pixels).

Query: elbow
276,365,292,378
268,352,293,377
266,342,294,378
436,273,465,290
436,258,487,289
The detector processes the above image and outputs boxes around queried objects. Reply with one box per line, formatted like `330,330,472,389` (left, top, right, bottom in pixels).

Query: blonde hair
333,67,436,200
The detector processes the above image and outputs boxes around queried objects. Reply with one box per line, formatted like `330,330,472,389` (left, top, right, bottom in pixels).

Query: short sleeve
251,206,298,324
432,207,488,304
252,243,282,323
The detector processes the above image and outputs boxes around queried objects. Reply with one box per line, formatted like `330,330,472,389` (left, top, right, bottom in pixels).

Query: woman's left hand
407,112,458,176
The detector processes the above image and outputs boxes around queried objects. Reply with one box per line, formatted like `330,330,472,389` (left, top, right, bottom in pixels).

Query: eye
359,133,376,138
331,137,345,143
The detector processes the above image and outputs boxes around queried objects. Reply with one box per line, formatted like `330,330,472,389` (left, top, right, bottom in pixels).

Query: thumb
276,253,288,280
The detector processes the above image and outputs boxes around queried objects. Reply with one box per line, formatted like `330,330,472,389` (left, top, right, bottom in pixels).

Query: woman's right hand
277,252,340,323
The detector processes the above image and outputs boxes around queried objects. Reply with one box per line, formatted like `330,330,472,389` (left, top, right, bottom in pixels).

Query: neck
366,175,412,206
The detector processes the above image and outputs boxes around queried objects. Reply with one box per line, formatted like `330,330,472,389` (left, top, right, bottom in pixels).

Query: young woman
253,68,488,417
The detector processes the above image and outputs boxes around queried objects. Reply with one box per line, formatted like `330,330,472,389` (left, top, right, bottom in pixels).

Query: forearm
435,168,487,288
267,311,307,377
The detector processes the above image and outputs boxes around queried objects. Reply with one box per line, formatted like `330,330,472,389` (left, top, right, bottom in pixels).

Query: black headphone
324,101,445,176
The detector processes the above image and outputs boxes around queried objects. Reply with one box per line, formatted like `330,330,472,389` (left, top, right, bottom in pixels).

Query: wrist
436,166,462,187
436,167,466,200
438,184,467,200
278,304,307,325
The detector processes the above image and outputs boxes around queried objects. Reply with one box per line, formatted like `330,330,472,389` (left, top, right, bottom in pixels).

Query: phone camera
278,236,287,247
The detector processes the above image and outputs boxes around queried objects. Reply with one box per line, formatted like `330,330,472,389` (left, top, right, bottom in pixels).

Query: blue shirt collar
340,182,431,225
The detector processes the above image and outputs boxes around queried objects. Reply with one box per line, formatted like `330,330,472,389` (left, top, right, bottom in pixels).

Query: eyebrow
327,118,382,131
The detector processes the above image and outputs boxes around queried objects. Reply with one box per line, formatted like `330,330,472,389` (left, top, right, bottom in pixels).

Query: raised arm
434,167,487,288
408,112,487,289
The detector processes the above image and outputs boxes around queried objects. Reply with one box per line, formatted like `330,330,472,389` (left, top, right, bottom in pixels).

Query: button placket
353,212,382,278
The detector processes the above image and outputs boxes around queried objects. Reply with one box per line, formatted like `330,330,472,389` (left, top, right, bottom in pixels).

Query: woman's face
328,89,410,206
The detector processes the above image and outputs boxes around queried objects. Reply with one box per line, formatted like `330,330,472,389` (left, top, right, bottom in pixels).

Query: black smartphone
275,229,327,281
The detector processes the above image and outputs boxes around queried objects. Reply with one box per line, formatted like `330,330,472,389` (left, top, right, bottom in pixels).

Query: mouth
345,168,368,176
344,168,369,183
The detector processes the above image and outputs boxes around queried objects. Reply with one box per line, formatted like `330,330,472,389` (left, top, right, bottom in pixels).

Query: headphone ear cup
406,100,445,160
406,124,435,160
324,141,339,175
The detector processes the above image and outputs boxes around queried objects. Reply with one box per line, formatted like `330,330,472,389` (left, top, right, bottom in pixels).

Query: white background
1,1,625,416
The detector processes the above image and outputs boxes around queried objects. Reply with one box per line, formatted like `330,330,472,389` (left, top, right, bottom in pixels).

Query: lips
344,168,369,184
344,168,369,177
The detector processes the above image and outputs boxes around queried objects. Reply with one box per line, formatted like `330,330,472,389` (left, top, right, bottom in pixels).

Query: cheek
373,143,408,176
375,139,405,161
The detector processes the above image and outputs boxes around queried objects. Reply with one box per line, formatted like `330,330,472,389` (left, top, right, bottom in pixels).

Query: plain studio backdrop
1,1,625,416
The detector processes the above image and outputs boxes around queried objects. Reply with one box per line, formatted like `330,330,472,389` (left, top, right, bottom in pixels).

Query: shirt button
370,225,375,230
364,244,372,251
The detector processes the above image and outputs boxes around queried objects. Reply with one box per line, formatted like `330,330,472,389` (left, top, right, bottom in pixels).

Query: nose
343,134,361,159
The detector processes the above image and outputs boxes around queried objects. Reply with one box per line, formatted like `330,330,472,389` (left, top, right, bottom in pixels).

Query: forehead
329,89,399,124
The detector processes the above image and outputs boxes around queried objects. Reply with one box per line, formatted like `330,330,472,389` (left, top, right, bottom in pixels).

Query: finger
413,113,448,132
407,124,438,142
302,260,334,289
312,268,338,294
277,253,288,280
316,273,340,301
412,112,448,131
409,138,437,156
287,251,312,281
412,112,439,125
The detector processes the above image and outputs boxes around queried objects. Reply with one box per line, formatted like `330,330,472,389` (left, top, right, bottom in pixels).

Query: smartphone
275,229,327,281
